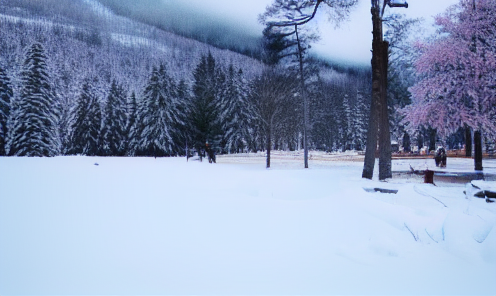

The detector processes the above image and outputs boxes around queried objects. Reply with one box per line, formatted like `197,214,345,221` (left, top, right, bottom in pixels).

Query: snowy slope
0,0,264,96
1,156,495,295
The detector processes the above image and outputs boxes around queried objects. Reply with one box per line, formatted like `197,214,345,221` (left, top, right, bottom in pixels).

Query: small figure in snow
435,147,447,168
205,143,216,164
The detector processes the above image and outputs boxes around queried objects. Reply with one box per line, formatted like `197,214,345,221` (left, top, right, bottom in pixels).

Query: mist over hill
96,0,263,59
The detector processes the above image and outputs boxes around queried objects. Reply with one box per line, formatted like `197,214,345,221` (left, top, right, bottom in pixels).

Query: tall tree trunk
429,128,437,152
465,126,472,157
266,129,271,169
364,4,390,180
474,130,483,171
295,25,309,169
417,130,424,151
403,132,411,152
378,40,392,180
362,82,380,179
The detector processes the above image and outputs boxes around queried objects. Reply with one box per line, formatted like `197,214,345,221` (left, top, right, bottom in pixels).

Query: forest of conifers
0,0,374,157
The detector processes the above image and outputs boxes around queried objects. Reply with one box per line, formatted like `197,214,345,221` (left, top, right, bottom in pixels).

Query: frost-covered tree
102,80,128,156
190,53,222,160
67,79,102,156
173,79,192,156
125,91,137,155
402,0,496,170
404,0,496,134
135,65,182,157
8,43,59,156
350,88,369,150
219,65,254,154
384,14,423,149
0,65,13,156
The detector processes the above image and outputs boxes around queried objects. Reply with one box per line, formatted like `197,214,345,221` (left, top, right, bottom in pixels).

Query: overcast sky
173,0,460,65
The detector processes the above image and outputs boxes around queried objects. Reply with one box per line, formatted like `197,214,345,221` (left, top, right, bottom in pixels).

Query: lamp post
362,0,407,180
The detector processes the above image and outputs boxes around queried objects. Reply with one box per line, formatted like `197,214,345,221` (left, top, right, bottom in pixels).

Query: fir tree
68,79,102,156
173,79,192,156
125,91,137,155
190,53,222,159
8,43,59,157
102,80,128,156
219,65,255,154
351,89,369,151
0,65,13,156
136,65,182,157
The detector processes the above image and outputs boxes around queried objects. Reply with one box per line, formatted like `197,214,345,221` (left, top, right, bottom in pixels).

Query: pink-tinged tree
402,0,496,170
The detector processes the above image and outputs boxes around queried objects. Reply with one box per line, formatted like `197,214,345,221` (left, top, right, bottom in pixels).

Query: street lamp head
387,0,408,8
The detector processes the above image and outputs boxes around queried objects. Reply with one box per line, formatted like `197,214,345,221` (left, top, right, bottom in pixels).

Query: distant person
205,143,216,164
435,147,447,167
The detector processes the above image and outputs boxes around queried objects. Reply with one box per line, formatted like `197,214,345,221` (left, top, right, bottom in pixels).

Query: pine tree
341,93,352,151
173,79,192,156
8,43,59,157
125,91,137,155
351,89,369,151
218,65,254,154
68,79,102,156
136,64,182,157
0,65,13,156
102,80,128,156
190,53,222,159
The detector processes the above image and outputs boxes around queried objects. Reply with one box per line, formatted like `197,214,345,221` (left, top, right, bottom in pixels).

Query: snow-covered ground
1,154,495,295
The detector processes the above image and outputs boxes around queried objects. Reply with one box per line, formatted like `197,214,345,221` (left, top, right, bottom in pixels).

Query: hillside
0,0,264,97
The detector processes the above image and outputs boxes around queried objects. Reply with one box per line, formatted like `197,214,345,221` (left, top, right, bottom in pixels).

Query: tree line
0,42,371,158
0,0,371,160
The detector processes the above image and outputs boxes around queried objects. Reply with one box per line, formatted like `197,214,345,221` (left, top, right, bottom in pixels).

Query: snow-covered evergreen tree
219,65,254,154
341,93,352,151
0,65,13,156
125,91,137,155
102,80,128,156
135,64,182,157
190,53,222,158
350,89,368,150
173,79,192,156
67,78,102,156
8,43,60,156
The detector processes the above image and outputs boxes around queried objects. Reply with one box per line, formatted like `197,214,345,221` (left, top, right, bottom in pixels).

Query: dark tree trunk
266,130,271,169
474,130,483,171
417,130,424,151
362,7,382,180
378,40,392,180
363,4,391,180
295,25,309,169
429,128,436,152
362,77,380,179
403,132,411,152
465,126,472,157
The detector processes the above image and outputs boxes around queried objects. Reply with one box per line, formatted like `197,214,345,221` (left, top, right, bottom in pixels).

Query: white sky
172,0,460,65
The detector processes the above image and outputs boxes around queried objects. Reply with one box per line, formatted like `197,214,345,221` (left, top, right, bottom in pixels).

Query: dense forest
0,0,372,158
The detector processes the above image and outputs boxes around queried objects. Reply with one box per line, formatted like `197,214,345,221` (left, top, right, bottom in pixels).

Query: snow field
0,156,495,295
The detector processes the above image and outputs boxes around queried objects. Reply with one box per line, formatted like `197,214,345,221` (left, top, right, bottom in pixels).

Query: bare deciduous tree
250,68,297,168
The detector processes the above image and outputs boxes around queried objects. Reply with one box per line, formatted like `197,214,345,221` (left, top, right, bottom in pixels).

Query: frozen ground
0,153,495,295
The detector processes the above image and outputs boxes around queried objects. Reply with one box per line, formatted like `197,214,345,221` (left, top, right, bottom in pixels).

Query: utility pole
362,0,407,180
